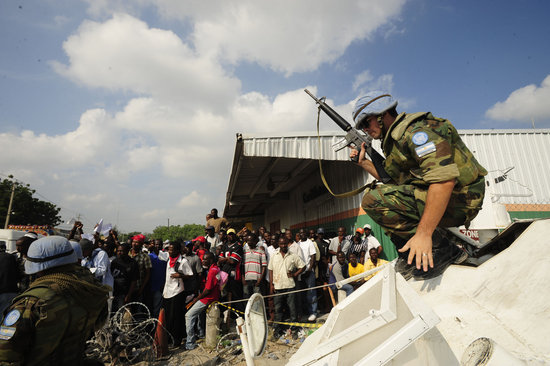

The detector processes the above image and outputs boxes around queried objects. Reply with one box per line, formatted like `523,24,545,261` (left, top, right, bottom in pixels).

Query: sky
1,0,549,233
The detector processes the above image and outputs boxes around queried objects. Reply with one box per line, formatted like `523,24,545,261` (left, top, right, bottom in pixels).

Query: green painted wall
509,211,550,220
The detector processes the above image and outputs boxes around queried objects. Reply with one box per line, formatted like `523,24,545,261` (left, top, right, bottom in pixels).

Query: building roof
224,129,550,221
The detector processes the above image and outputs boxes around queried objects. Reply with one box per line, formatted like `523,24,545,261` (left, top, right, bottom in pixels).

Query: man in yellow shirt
364,247,388,281
348,253,365,289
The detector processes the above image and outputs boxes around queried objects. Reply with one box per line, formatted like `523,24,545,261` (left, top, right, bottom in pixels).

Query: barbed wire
85,302,174,364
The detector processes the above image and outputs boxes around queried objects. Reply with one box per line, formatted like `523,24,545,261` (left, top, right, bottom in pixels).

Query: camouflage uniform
361,112,487,246
0,263,110,365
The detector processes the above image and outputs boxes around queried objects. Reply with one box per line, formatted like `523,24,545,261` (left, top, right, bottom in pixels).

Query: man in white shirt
163,242,193,347
286,230,306,263
298,229,318,322
363,224,383,257
80,238,114,289
205,226,219,253
80,238,114,313
268,237,305,339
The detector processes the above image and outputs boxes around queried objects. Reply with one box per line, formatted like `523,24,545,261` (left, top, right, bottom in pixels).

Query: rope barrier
218,282,334,305
217,262,392,306
213,301,323,329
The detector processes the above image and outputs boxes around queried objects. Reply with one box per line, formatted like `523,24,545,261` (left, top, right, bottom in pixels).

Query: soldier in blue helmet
350,91,487,279
0,236,110,365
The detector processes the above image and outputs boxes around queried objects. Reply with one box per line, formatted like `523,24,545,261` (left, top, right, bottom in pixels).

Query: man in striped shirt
242,233,267,297
218,228,244,312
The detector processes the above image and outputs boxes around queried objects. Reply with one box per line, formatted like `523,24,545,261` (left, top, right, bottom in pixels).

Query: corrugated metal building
223,129,550,260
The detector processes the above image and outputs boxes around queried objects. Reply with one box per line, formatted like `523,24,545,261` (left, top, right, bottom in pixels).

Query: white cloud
352,70,394,94
141,209,166,219
194,1,407,75
179,191,208,207
65,193,107,203
486,75,550,124
51,14,241,113
353,71,374,92
1,2,411,232
83,0,407,75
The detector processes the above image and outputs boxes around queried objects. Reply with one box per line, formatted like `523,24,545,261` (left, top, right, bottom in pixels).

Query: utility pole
4,181,16,229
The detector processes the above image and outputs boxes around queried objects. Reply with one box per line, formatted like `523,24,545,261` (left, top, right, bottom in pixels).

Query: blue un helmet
353,91,398,130
25,236,77,275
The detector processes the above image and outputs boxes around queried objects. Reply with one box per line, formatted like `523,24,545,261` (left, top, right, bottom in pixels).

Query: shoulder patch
415,142,436,158
3,310,20,327
411,131,429,145
0,326,16,340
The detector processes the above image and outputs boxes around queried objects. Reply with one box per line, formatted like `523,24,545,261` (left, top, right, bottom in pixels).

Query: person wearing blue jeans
328,251,354,298
146,239,167,318
303,270,318,317
298,229,319,322
185,252,220,350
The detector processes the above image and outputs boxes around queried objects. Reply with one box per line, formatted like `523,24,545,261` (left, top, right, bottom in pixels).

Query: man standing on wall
206,208,229,233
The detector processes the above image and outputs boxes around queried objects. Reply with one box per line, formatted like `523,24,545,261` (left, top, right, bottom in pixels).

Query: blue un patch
3,310,20,327
411,131,429,145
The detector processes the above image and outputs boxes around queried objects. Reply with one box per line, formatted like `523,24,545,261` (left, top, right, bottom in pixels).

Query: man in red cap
192,236,207,260
129,234,152,303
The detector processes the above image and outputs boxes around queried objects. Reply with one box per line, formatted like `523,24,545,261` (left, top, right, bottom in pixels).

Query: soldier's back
0,263,109,366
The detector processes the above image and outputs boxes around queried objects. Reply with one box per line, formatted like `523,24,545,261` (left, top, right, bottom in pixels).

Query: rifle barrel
304,89,352,132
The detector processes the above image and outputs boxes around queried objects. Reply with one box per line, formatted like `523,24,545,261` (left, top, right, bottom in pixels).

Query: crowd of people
0,207,389,360
0,88,487,364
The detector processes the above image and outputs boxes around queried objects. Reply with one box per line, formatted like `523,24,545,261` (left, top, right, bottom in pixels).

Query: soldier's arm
398,179,455,271
397,122,461,270
0,301,36,364
0,296,68,365
351,143,382,181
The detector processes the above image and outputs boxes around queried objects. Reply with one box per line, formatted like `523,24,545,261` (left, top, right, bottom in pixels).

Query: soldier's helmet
353,91,398,130
25,236,77,275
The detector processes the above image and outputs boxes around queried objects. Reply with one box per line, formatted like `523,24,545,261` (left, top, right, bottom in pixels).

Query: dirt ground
155,326,317,366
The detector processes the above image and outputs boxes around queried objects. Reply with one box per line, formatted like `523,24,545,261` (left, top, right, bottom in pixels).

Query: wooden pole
4,182,15,229
325,282,337,307
205,304,221,349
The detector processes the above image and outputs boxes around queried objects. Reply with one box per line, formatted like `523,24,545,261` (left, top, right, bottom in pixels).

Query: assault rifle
304,89,392,183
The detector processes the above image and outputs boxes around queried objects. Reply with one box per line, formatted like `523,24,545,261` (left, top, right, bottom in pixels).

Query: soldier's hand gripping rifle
304,89,392,183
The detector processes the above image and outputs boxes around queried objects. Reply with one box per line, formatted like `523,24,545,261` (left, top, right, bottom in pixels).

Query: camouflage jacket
0,264,110,366
382,112,487,188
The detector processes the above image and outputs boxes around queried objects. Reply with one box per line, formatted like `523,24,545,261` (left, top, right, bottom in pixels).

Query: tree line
0,177,61,227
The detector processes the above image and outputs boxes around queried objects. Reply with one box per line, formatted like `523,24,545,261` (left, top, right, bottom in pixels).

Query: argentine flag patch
415,141,436,158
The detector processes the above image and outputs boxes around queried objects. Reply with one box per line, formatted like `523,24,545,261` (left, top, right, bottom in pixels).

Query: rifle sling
316,107,373,198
